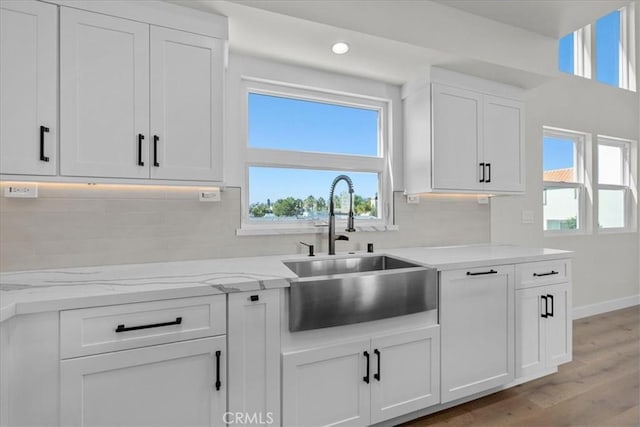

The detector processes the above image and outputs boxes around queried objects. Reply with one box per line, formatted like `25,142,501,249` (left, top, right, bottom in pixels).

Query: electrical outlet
406,194,420,204
199,188,221,202
4,183,38,198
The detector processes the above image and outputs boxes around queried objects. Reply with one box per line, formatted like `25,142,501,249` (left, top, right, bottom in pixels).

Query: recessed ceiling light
331,41,350,55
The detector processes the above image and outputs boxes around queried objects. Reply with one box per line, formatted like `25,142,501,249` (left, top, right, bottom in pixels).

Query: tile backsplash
0,183,490,271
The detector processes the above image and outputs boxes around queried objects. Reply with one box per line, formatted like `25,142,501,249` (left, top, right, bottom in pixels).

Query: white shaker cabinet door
282,339,371,427
149,26,223,181
0,0,57,175
483,95,524,193
431,83,483,192
60,336,227,427
515,287,546,378
60,7,150,179
545,282,572,366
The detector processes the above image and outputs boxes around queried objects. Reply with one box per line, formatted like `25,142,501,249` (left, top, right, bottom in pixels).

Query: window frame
596,135,637,232
543,127,589,235
240,77,392,233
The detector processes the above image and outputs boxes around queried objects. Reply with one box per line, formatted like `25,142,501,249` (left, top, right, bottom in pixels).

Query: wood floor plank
401,306,640,427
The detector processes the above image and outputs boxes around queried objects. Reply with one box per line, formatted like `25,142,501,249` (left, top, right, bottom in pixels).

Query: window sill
544,230,590,237
596,228,637,235
236,224,399,237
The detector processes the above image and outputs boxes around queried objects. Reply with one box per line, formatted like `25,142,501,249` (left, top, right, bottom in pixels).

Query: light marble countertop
0,244,572,322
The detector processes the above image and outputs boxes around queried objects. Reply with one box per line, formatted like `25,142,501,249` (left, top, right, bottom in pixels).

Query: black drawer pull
115,316,182,333
374,349,381,381
533,270,559,277
137,134,145,166
250,295,259,302
363,351,370,384
467,269,498,276
153,135,160,167
39,126,50,162
215,350,222,391
541,295,548,318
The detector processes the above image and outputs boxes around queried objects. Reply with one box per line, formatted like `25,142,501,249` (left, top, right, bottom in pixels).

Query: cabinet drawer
516,260,570,289
60,295,226,358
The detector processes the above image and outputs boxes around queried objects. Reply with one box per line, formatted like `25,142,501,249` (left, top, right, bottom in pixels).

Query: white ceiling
169,0,631,87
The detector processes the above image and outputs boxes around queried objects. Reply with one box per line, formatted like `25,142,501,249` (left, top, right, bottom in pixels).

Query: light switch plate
521,210,534,224
4,183,38,198
406,194,420,204
199,188,221,202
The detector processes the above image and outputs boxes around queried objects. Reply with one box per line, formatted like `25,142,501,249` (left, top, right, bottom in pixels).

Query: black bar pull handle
39,126,50,162
115,316,182,333
479,162,485,183
533,270,559,277
153,135,160,167
541,295,548,318
466,269,498,276
363,351,370,384
486,163,491,183
547,294,554,317
137,134,145,166
250,294,259,302
215,350,222,391
374,349,381,381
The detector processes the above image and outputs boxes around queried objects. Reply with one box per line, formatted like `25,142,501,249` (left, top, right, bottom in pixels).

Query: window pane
595,10,620,87
598,144,624,185
248,93,379,156
249,167,379,221
558,32,574,74
599,189,625,228
543,137,578,182
543,188,580,231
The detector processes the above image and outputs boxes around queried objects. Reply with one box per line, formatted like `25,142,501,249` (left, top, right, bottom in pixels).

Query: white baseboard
573,294,640,319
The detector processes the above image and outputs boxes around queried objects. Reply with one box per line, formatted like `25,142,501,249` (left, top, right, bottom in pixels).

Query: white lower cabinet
228,289,281,427
282,326,440,427
440,265,515,403
60,336,227,427
516,282,572,378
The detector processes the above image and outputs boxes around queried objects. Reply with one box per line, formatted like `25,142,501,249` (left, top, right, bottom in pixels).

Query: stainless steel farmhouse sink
283,255,438,331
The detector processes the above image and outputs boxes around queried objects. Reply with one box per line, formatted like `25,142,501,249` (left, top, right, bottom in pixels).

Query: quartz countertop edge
0,245,573,322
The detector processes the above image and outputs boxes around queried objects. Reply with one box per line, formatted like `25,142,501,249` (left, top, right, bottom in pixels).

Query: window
557,4,636,91
597,136,635,230
543,128,586,232
243,79,389,230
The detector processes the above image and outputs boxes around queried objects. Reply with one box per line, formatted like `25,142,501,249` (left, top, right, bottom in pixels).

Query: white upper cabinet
60,8,150,179
0,0,57,176
403,68,525,194
150,27,223,181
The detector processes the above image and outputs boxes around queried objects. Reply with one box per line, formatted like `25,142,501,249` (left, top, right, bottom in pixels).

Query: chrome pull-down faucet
328,175,356,255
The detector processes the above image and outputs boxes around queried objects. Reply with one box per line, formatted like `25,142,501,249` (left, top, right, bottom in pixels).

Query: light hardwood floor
402,305,640,427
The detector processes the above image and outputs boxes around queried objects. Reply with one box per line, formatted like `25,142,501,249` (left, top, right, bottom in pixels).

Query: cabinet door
440,265,515,403
370,327,440,424
282,339,371,427
228,290,281,427
60,8,150,179
545,283,572,366
60,336,226,427
150,26,223,181
0,0,57,175
483,95,524,192
516,287,545,378
431,83,483,192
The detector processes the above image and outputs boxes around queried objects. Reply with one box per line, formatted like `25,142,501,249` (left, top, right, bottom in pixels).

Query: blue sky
543,137,575,171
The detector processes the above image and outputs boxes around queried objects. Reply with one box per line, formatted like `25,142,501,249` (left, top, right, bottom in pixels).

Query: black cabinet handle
547,294,554,317
115,316,182,333
486,163,491,183
541,295,548,318
533,270,559,277
39,126,50,162
137,134,145,166
374,349,381,381
363,351,370,384
479,162,485,183
215,350,222,391
250,294,259,302
466,269,498,276
153,135,160,167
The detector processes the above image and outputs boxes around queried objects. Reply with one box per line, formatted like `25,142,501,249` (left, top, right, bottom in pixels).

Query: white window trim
619,3,637,92
596,135,637,233
239,77,393,234
543,127,591,236
574,25,592,79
